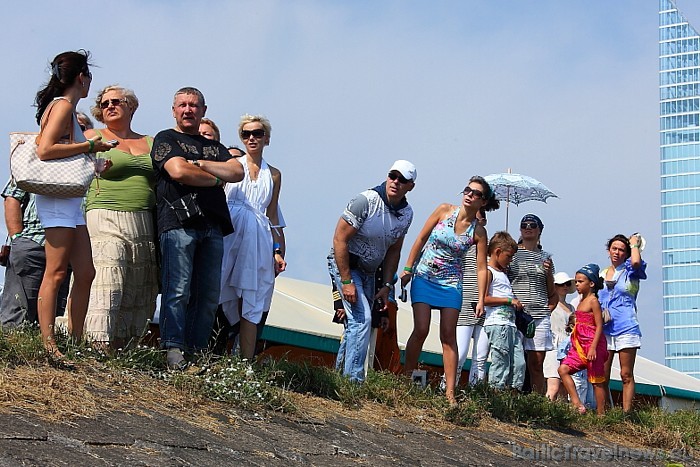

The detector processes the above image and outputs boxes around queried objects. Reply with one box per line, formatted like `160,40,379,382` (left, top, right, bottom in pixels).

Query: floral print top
414,207,476,289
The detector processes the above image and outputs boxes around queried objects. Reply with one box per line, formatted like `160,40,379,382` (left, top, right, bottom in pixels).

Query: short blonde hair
91,85,139,123
199,118,221,141
238,114,271,140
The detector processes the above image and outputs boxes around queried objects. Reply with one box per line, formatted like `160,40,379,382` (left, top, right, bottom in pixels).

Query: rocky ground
0,387,695,466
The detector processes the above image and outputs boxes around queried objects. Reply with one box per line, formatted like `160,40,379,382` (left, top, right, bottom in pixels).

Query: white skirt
219,201,274,325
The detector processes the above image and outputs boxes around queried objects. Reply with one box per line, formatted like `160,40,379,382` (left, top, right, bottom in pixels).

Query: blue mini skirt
410,275,462,310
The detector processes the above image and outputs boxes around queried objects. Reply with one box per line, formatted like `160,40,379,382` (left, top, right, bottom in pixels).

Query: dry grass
0,361,230,435
0,326,698,459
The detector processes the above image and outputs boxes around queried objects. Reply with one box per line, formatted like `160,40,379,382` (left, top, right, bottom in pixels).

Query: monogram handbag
9,101,95,198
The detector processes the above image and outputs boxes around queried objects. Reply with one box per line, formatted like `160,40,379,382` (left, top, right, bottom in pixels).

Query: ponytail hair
468,175,500,212
34,50,91,125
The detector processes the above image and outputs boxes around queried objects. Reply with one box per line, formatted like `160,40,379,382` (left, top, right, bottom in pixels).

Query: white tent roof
269,276,443,352
268,277,700,403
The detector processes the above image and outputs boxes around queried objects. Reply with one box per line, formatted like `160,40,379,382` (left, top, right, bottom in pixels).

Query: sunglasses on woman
241,129,266,139
557,281,573,287
520,222,539,229
463,186,484,199
100,98,126,109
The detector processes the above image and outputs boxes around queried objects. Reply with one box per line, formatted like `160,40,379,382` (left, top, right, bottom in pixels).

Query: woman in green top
83,85,159,350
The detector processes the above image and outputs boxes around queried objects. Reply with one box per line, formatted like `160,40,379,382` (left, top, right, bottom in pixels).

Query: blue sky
3,0,700,365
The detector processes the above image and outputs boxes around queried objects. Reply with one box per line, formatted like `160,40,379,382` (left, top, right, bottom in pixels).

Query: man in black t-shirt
151,87,243,370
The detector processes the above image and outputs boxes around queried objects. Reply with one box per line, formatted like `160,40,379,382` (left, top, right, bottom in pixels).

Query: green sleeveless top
85,130,156,212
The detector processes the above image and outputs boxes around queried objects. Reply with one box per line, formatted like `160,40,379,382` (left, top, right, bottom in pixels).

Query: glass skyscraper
660,0,700,378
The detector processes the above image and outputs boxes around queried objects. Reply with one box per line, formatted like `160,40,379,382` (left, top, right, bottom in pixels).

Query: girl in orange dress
558,263,608,415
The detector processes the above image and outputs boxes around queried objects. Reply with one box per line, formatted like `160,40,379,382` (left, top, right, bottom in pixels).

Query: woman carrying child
482,231,526,391
558,264,608,415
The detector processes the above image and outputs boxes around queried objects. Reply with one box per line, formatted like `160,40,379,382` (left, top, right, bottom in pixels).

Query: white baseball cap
389,160,417,182
553,272,574,284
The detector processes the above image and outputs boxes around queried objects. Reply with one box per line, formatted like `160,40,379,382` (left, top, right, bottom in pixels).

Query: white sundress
219,158,276,325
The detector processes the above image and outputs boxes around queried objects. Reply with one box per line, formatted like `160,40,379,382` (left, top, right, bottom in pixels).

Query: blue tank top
414,207,475,288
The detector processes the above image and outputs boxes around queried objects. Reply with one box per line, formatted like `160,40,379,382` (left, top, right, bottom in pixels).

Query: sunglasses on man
388,171,411,184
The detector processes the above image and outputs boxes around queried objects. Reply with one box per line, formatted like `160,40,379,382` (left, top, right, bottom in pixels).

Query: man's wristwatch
383,282,393,289
191,160,201,167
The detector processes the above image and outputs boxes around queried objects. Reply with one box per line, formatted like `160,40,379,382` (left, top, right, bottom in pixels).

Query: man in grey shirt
328,160,416,382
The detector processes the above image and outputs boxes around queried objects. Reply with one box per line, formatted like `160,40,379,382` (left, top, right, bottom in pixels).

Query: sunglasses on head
520,222,539,229
240,129,265,139
100,98,126,109
388,171,410,184
463,186,484,199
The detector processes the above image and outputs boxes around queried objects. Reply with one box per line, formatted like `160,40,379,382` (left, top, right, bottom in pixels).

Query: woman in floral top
401,176,499,405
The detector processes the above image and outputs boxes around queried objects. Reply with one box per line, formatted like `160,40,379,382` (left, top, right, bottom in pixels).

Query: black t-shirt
151,129,234,236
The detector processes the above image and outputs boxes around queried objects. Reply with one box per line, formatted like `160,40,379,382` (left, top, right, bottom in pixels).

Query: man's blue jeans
328,254,374,383
159,226,223,352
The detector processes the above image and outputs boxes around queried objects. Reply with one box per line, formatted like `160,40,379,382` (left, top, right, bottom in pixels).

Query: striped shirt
507,247,555,319
457,244,484,326
1,180,45,246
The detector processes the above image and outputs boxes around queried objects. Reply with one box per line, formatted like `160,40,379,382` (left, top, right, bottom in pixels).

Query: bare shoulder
43,98,73,121
268,163,281,177
268,164,282,186
474,223,488,240
436,203,455,215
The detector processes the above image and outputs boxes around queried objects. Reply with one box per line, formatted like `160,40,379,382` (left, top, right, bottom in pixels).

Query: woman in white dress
220,115,286,359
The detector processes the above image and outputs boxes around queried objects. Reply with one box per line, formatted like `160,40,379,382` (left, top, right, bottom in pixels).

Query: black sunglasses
463,186,484,199
557,281,573,287
100,98,126,109
241,129,265,139
388,171,410,184
521,222,539,229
